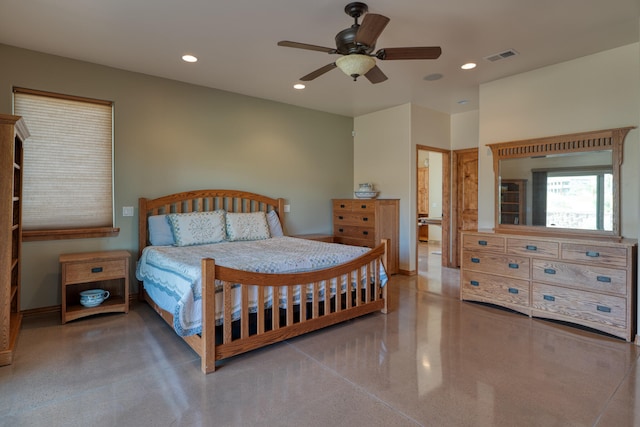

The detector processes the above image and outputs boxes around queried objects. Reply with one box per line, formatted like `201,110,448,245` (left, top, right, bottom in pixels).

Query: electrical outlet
284,204,290,213
122,206,134,217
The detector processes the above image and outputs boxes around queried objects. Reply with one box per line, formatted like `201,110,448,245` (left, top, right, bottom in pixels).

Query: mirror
489,127,635,238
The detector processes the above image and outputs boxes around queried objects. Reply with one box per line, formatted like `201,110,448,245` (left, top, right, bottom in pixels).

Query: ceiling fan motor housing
335,26,375,55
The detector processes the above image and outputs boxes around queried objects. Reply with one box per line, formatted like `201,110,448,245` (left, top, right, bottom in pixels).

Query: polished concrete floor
2,242,640,426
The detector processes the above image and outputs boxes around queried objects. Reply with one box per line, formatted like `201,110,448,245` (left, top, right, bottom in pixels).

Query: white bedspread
136,236,386,336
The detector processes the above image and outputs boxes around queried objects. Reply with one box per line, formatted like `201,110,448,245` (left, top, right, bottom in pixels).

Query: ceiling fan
278,2,442,84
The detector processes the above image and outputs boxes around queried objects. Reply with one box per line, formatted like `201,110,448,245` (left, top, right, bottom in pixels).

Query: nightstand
59,250,130,324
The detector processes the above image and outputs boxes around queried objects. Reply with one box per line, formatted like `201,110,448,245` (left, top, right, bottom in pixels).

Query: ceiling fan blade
355,13,390,47
377,46,442,60
278,41,335,54
300,63,337,81
364,65,388,84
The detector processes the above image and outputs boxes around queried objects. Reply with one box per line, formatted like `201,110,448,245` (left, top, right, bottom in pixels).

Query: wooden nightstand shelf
60,250,130,324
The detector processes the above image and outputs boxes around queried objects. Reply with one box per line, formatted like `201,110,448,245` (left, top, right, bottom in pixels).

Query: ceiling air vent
484,49,519,62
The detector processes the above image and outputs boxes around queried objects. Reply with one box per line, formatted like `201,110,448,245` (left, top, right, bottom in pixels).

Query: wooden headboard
138,189,286,258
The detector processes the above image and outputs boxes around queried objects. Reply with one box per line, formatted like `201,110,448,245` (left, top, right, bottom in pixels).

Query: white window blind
13,88,114,232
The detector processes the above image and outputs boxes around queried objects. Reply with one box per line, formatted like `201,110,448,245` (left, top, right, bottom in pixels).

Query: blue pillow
148,215,175,246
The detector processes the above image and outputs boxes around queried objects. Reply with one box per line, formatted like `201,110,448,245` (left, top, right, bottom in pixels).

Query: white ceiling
1,0,638,117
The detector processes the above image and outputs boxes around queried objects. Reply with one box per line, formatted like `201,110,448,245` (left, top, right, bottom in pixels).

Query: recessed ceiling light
293,83,306,90
182,54,198,63
461,62,477,70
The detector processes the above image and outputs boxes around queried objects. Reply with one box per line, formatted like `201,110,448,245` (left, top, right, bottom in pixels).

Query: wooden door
451,148,479,267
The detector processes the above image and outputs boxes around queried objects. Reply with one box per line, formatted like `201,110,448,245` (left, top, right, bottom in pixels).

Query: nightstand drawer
64,259,127,284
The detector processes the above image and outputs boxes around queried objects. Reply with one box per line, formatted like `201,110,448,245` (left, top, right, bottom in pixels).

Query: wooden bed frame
138,189,389,373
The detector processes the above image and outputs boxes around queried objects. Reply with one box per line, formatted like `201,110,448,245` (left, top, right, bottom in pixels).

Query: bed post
201,258,216,373
381,239,389,314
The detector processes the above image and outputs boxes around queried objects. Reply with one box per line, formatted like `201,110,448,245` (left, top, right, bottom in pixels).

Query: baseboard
398,268,416,276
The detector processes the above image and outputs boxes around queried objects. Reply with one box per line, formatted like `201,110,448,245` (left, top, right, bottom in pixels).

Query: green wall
0,44,355,310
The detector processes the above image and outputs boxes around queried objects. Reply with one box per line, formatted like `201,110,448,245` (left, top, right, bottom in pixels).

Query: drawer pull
363,217,369,222
91,267,103,273
338,228,344,233
478,240,487,246
338,215,344,220
471,257,480,263
362,231,369,236
360,205,366,209
470,280,479,287
508,288,519,294
508,263,519,269
596,305,611,313
340,204,346,208
586,251,600,258
526,245,538,251
596,276,612,283
543,295,555,302
544,268,556,275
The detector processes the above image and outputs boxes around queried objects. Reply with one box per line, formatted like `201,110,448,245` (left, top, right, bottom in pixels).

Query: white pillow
267,210,284,237
226,211,271,241
167,211,226,247
148,214,175,246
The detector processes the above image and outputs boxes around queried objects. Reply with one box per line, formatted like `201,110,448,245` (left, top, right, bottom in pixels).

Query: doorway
416,145,451,271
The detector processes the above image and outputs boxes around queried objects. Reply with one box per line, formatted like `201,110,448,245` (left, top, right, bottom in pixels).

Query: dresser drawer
507,238,559,258
461,270,530,307
333,200,354,212
64,258,127,284
461,250,530,279
333,225,376,246
532,283,626,329
333,236,375,248
561,243,628,268
333,212,376,227
462,234,505,252
532,260,627,296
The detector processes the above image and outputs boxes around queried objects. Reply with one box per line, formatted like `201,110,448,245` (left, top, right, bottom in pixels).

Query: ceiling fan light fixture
335,54,375,80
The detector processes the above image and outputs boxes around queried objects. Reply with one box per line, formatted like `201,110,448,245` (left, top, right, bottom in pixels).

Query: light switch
284,205,290,213
122,206,134,217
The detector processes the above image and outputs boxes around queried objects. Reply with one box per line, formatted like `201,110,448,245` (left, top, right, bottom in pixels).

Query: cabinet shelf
499,179,526,226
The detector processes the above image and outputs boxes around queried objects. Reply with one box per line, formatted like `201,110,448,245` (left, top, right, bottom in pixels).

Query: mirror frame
488,126,635,239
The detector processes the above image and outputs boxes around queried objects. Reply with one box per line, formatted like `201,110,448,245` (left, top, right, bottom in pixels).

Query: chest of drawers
333,199,399,274
460,231,637,341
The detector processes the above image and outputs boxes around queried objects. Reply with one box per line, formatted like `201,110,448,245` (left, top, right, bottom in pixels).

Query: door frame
416,145,452,268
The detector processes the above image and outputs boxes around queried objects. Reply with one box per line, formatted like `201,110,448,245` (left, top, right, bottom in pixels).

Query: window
13,87,118,241
532,168,612,231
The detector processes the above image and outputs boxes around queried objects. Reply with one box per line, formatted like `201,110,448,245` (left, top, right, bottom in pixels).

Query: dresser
460,231,637,341
0,114,29,366
332,199,399,274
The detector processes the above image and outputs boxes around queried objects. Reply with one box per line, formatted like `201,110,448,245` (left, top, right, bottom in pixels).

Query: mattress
136,236,386,336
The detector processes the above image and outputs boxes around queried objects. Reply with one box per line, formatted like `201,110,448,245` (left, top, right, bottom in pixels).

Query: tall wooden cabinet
0,114,29,366
332,199,399,274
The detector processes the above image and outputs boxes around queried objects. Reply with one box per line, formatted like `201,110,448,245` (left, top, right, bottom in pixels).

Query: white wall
478,43,640,235
428,152,443,241
451,110,479,150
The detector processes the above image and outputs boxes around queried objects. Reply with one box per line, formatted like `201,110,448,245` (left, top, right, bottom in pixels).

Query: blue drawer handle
91,267,103,273
471,258,480,263
526,245,538,251
470,280,479,287
597,276,612,283
544,268,556,275
543,295,555,302
508,288,519,294
597,305,611,313
586,251,600,257
478,240,488,246
508,263,519,269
